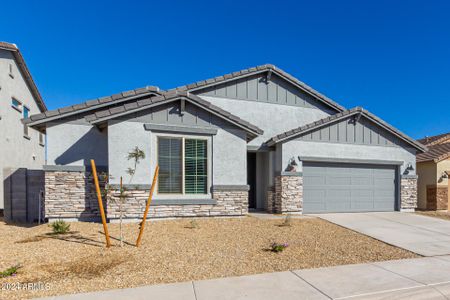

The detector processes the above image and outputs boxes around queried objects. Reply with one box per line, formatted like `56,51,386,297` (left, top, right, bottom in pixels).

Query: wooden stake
136,166,159,247
91,159,111,248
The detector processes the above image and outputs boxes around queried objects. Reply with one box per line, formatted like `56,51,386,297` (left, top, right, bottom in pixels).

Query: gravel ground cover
416,210,450,221
0,216,417,299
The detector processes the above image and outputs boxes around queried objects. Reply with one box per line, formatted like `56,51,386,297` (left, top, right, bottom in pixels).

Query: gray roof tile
124,102,138,110
172,64,345,113
86,99,100,106
25,86,161,125
266,107,426,152
111,93,123,100
95,110,111,118
109,106,126,115
122,90,136,97
58,106,74,114
85,91,263,137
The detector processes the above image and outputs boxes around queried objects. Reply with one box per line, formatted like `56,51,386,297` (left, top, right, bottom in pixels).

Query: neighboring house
25,64,426,221
0,42,46,212
416,133,450,210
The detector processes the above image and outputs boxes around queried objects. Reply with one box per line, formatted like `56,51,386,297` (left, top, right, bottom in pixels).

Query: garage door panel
303,175,326,186
303,162,397,213
352,177,372,185
327,176,352,185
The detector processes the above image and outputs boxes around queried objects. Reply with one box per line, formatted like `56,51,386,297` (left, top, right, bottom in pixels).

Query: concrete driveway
317,212,450,256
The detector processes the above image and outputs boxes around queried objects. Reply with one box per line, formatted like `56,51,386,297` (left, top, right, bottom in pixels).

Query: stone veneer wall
274,174,303,214
44,170,105,220
400,175,418,211
426,185,448,210
107,188,248,219
266,187,275,213
44,168,248,221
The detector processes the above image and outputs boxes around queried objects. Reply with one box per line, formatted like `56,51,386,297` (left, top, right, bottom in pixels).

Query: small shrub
280,213,292,227
0,264,21,278
271,242,289,253
188,219,199,229
50,220,71,234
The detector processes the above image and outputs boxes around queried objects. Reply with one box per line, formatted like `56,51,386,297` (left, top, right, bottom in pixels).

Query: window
157,137,208,194
39,133,45,146
11,98,22,111
9,63,14,78
23,106,30,119
184,139,207,194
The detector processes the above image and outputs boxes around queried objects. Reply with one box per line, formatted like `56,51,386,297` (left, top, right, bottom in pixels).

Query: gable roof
25,63,346,128
417,132,450,147
24,86,161,127
0,42,46,112
416,142,450,163
85,90,264,140
174,64,346,113
266,106,427,152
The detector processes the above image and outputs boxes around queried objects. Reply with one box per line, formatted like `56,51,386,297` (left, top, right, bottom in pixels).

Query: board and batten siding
195,73,334,112
296,117,405,148
115,101,234,129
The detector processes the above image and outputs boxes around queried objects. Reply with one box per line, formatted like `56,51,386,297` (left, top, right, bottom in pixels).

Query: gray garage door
303,162,397,213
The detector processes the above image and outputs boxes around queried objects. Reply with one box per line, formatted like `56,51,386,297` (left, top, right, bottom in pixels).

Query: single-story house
25,64,427,221
416,133,450,210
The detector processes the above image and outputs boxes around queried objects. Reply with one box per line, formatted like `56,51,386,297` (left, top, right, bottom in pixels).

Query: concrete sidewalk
40,256,450,300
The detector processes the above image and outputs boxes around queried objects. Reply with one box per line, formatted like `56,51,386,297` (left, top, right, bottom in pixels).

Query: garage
303,162,397,213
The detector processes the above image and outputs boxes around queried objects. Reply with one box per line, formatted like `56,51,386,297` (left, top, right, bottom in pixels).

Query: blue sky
1,0,449,138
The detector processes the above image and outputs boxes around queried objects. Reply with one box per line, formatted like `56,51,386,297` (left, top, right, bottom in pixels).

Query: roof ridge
417,132,450,146
25,86,161,125
266,106,427,153
84,92,263,138
0,41,46,112
173,64,346,112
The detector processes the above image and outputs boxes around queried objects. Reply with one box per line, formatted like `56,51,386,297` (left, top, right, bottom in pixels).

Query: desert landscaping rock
0,216,417,299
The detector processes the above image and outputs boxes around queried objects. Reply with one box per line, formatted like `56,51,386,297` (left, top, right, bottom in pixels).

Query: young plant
50,220,71,234
0,264,21,278
280,213,292,227
188,219,199,229
126,146,145,180
115,146,146,247
271,242,289,253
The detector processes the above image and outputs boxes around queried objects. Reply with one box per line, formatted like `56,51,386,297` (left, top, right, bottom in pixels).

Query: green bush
0,264,21,278
50,220,71,234
271,242,289,253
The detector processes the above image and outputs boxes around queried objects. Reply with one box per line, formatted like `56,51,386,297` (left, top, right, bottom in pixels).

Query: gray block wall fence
3,168,45,223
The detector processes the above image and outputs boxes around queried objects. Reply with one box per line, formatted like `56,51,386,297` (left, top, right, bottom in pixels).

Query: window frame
11,97,22,112
154,132,211,199
23,105,30,119
39,132,45,146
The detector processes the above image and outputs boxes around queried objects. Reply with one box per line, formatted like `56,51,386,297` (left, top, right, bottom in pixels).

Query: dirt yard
0,216,418,299
416,210,450,221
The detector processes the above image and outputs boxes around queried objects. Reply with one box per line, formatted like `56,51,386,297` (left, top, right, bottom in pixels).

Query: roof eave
267,108,427,153
0,42,47,112
89,95,263,139
181,65,345,113
26,91,159,128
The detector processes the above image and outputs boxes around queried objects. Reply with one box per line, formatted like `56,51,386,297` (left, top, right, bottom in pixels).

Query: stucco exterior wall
280,140,417,175
416,161,437,209
0,49,45,209
437,159,450,187
46,122,108,167
199,96,331,147
107,119,248,192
